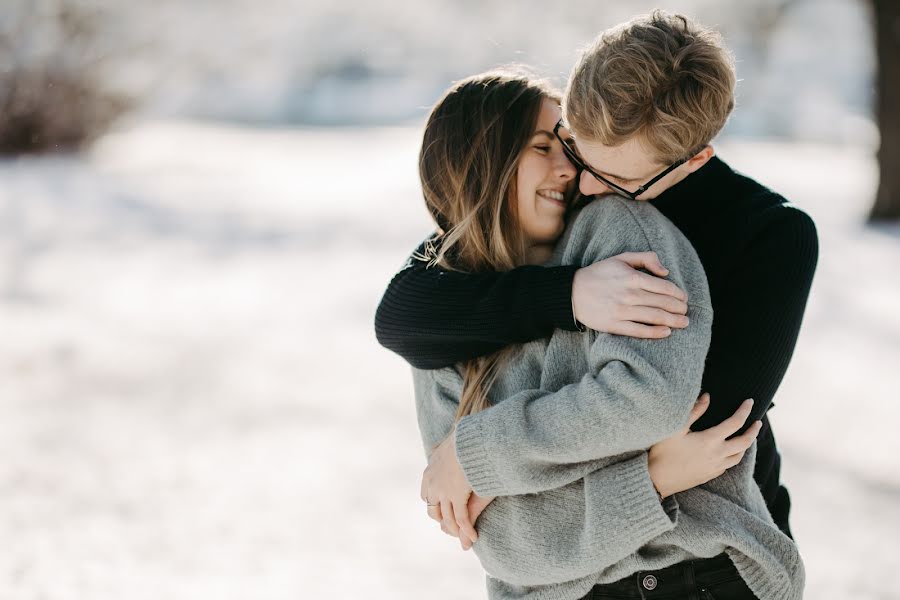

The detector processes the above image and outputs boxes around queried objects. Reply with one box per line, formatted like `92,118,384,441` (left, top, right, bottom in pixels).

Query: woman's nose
556,153,577,180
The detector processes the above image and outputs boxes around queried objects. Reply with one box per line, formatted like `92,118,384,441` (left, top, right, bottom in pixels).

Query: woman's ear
684,145,715,174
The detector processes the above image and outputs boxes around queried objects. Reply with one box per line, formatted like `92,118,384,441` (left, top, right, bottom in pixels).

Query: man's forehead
576,136,662,178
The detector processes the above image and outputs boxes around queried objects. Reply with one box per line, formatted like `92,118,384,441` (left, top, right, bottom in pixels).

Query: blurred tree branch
0,0,130,154
870,0,900,221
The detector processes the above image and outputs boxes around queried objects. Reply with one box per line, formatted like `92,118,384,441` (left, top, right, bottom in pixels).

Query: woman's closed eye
533,144,551,154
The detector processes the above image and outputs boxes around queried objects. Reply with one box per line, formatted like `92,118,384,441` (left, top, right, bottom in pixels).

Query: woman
407,70,803,600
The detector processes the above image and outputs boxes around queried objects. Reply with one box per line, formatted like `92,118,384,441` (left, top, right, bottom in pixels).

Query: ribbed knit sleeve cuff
454,413,505,497
593,453,679,537
534,265,581,332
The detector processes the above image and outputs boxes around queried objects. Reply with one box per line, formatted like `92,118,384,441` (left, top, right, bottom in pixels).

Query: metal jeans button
642,574,658,590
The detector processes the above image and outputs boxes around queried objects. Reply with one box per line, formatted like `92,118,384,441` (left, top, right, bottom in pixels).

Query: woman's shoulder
554,196,712,310
556,196,689,261
580,193,681,229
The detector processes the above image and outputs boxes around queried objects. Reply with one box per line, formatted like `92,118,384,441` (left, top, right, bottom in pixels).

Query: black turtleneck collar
651,155,733,211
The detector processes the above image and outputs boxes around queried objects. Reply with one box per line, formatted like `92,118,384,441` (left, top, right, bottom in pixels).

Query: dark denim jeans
581,554,759,600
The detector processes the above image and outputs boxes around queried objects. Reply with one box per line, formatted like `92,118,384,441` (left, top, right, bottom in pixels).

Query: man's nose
579,171,608,196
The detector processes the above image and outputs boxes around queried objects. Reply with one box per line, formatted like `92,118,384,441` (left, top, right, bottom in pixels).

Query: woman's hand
421,427,480,545
648,393,762,498
426,490,495,551
459,494,495,550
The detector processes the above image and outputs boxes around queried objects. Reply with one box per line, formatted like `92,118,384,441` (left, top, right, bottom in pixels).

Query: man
376,11,817,545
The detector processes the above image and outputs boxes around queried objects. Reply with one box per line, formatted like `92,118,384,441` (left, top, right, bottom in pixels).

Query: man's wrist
653,484,665,503
572,294,586,332
647,457,668,500
541,264,582,332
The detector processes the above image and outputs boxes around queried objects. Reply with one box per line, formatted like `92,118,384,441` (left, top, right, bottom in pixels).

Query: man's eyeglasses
553,119,688,200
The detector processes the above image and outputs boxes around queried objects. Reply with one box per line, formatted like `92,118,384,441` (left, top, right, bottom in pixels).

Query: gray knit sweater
411,197,804,600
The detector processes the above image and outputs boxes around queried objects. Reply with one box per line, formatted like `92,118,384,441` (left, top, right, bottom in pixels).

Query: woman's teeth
538,190,564,202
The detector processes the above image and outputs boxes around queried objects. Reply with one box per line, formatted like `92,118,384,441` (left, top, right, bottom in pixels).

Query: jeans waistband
585,554,741,599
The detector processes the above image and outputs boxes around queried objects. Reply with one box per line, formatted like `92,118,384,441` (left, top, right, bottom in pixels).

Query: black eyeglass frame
553,119,689,200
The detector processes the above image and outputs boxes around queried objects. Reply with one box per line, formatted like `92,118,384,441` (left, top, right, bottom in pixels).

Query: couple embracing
375,11,817,600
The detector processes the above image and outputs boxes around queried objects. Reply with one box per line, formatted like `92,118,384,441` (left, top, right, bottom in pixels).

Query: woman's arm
413,367,679,585
417,299,710,501
416,369,759,556
472,452,677,586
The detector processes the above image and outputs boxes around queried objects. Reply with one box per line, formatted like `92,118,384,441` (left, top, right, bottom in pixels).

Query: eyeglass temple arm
634,157,689,196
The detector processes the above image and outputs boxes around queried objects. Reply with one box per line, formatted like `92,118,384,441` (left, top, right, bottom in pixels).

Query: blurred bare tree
870,0,900,221
0,0,129,154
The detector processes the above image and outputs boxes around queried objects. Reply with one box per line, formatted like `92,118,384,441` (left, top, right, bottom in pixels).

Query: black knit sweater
375,156,818,538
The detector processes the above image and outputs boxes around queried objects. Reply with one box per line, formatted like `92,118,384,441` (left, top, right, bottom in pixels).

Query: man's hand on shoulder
572,251,690,339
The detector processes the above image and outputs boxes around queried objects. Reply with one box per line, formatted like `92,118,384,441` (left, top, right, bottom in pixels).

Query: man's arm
692,204,818,432
375,240,580,370
375,239,688,370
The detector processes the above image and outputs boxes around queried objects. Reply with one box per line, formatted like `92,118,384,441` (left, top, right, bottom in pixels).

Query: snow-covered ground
0,121,897,600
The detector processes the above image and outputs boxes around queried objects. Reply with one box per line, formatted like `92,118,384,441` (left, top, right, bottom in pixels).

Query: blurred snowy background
1,0,898,599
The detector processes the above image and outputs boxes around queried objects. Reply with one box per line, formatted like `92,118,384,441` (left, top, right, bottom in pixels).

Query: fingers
686,393,711,427
440,499,459,538
616,251,670,278
723,420,763,455
428,493,484,550
468,494,495,526
426,502,442,523
454,497,478,543
436,503,477,550
462,494,493,551
614,252,689,303
634,289,689,315
708,399,755,439
635,272,688,303
723,449,747,469
607,321,673,339
621,306,689,330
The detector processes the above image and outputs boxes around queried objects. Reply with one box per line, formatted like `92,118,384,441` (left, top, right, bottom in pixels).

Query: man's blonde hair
564,11,736,164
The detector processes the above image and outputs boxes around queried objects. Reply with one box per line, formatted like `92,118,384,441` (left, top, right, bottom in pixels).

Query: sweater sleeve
374,239,580,370
692,203,818,432
454,198,714,497
411,367,678,587
473,453,678,586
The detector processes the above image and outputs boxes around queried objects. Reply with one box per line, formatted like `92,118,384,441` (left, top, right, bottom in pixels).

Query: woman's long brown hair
418,69,560,420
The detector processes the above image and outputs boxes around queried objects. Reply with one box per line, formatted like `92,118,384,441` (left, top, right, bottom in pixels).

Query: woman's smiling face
513,98,578,254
